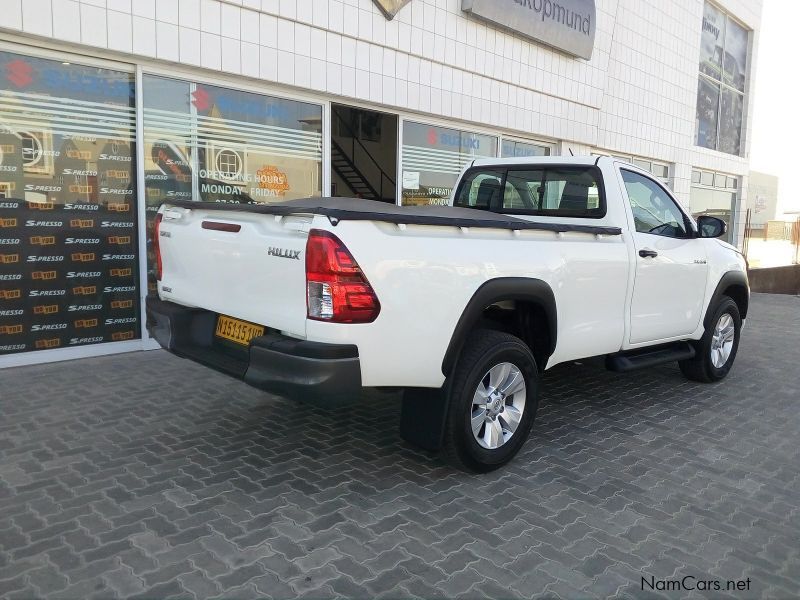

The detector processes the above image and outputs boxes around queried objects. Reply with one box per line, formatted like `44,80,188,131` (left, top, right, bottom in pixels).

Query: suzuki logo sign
372,0,413,20
191,88,211,111
6,59,33,88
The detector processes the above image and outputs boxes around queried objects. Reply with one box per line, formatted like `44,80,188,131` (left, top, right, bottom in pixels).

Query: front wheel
679,296,741,383
443,330,539,473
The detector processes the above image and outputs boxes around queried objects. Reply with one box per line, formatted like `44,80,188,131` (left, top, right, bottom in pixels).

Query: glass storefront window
401,121,497,206
0,51,139,356
696,2,748,155
696,76,720,150
724,17,748,92
719,87,743,155
595,151,671,187
651,164,669,179
501,140,550,158
142,75,323,293
689,169,738,244
143,75,322,206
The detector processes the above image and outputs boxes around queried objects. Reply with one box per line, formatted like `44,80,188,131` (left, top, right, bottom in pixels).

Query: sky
748,0,800,216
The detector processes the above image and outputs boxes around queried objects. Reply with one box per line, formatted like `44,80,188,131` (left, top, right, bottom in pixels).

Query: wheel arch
441,278,557,377
705,270,749,328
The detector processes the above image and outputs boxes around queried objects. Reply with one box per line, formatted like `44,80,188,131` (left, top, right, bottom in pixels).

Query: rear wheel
679,296,741,382
443,330,538,473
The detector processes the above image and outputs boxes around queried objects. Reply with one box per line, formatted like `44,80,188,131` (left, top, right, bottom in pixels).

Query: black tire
443,330,539,473
679,296,741,383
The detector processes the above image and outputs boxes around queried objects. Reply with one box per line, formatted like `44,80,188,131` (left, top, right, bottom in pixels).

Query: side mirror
697,215,727,238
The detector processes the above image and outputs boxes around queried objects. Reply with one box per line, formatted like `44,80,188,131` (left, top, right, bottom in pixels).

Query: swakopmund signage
462,0,597,60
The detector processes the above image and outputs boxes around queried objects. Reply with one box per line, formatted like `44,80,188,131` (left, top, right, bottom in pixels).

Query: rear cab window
454,165,605,218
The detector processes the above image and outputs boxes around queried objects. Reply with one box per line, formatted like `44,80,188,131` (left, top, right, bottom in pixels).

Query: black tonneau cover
164,197,622,236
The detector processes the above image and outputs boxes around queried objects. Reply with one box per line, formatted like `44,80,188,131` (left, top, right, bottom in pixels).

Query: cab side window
621,170,689,238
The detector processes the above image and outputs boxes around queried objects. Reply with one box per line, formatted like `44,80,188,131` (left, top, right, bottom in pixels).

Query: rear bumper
145,297,361,400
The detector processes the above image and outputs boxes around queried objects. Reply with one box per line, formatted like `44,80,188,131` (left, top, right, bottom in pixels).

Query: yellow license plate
215,315,265,346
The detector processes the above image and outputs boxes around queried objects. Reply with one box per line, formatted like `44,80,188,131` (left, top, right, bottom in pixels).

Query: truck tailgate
157,205,309,337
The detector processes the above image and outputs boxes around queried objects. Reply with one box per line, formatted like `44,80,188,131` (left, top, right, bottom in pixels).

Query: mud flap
399,386,450,451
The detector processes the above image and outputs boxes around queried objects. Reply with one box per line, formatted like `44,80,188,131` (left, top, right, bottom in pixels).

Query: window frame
620,168,696,239
500,138,553,159
0,43,144,367
400,119,500,207
696,2,749,155
453,163,608,220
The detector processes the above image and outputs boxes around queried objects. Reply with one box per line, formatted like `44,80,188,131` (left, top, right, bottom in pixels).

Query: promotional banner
0,199,140,355
696,3,747,155
0,51,139,356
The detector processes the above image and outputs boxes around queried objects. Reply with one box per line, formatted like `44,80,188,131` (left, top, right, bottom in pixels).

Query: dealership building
0,0,762,366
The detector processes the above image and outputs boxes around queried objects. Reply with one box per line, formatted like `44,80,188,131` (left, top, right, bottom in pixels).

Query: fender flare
440,277,558,376
704,270,750,328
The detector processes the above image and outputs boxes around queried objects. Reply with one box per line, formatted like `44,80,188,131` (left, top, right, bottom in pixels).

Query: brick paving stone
0,294,798,598
102,564,146,598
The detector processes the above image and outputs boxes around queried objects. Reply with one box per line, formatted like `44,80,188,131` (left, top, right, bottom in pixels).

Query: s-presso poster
0,51,140,355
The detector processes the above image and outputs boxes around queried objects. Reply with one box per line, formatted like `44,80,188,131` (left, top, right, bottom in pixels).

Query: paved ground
1,293,799,600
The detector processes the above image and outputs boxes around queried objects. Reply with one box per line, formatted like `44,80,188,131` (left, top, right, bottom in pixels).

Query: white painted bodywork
157,157,747,388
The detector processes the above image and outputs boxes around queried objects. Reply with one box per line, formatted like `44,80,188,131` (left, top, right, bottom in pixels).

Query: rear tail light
305,229,380,323
153,213,163,281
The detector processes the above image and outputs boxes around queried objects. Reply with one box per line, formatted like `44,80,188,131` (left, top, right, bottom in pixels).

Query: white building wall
0,0,762,247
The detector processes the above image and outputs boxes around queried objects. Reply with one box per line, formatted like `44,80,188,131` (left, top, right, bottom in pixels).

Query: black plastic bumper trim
146,297,361,400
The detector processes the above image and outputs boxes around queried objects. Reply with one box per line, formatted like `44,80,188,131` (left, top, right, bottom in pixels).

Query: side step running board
605,341,696,373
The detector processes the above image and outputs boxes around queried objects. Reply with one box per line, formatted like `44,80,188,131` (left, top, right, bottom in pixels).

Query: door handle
639,248,658,258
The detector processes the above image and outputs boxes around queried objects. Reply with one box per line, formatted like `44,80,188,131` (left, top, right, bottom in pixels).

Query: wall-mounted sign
462,0,597,60
402,171,420,191
372,0,413,20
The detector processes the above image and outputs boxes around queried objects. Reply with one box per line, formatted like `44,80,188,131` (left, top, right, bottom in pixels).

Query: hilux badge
268,247,301,260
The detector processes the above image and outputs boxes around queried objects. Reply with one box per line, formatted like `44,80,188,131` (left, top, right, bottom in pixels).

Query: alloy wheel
471,362,526,450
710,313,736,368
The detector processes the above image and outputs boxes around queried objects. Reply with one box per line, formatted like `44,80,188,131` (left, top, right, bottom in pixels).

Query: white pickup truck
146,156,749,472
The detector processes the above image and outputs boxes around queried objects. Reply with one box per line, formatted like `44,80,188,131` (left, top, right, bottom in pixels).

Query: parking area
1,293,799,599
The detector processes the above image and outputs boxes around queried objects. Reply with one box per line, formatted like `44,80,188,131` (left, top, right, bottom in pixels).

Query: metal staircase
330,109,396,202
331,139,381,200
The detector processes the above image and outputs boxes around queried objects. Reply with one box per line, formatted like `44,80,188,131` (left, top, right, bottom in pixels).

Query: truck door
619,169,709,344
